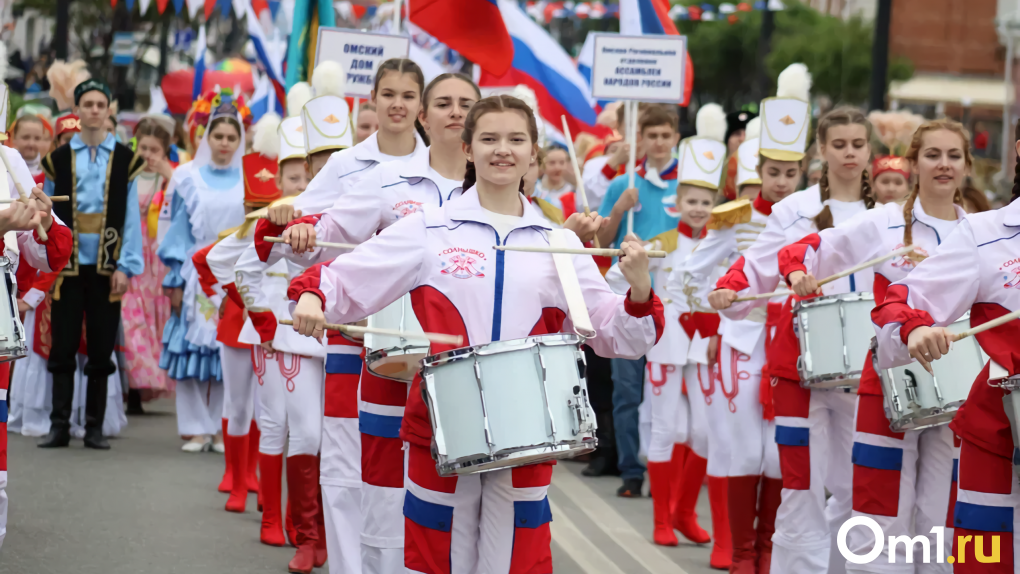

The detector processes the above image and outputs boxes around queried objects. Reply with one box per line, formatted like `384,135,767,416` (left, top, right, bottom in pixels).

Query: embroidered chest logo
890,244,927,269
999,258,1020,289
439,247,487,279
393,199,424,218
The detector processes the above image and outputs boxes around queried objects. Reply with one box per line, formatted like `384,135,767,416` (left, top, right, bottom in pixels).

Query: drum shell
420,334,597,476
0,257,27,362
874,313,988,432
794,293,875,389
365,293,430,381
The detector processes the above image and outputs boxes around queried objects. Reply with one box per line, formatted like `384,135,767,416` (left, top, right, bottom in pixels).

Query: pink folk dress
121,170,174,399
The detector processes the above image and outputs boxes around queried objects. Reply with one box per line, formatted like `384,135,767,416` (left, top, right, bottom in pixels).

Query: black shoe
126,389,145,416
83,429,111,450
616,478,644,498
582,456,620,477
38,427,71,448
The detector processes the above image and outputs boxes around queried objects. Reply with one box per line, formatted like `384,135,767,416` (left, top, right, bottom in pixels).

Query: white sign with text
315,28,411,98
590,33,686,103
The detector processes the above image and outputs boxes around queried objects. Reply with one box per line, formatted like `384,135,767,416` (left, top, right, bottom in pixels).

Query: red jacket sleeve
36,222,73,273
777,233,822,282
288,262,328,310
624,288,665,345
191,243,219,298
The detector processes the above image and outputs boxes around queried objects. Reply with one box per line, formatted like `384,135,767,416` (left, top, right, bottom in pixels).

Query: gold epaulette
218,225,242,240
246,195,297,220
647,228,679,254
534,198,565,226
707,198,752,230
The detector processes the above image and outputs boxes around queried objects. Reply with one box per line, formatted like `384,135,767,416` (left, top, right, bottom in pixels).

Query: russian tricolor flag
410,0,514,77
479,0,610,140
619,0,694,106
246,1,286,116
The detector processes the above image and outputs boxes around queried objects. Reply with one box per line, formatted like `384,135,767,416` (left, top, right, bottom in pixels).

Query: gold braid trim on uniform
234,219,257,239
647,228,679,254
42,153,57,181
245,195,297,220
218,225,244,241
127,152,147,182
533,198,565,226
707,198,752,230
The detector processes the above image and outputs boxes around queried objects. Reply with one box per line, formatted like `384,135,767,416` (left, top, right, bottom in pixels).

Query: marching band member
268,72,478,574
721,110,757,201
872,155,911,205
355,102,379,144
710,91,876,573
781,118,969,571
38,79,141,452
288,93,662,574
871,121,1020,574
54,113,80,147
605,104,720,550
580,133,625,215
8,114,49,186
533,146,576,219
158,89,250,453
596,104,681,498
672,98,799,572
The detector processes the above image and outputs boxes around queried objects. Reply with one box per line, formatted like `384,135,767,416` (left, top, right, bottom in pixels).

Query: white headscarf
191,96,246,172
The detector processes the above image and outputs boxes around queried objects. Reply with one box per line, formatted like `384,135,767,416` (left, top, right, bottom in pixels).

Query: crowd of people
0,49,1017,574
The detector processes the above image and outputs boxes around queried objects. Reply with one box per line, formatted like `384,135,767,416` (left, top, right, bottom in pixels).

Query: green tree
673,0,913,107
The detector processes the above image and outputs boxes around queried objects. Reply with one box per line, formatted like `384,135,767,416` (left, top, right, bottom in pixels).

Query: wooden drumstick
0,196,69,203
264,236,359,251
560,115,600,248
952,309,1020,342
0,148,48,241
493,244,668,258
279,319,463,346
733,244,918,303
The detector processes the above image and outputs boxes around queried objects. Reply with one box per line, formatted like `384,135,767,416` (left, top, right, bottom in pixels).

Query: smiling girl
288,95,663,573
780,118,969,571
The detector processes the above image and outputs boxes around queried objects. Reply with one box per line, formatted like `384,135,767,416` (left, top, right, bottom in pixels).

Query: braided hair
814,107,875,231
461,95,540,193
1012,118,1020,204
901,118,970,261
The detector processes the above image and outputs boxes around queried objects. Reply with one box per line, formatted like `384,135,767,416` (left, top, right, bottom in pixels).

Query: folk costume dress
779,199,964,571
158,95,248,437
287,187,664,574
872,198,1020,574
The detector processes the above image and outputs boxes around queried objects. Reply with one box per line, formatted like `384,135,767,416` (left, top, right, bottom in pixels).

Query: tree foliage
676,0,913,107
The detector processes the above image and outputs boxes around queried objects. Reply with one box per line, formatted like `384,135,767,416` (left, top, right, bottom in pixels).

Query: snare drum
364,293,429,381
873,313,988,432
420,334,597,476
0,257,26,362
1000,377,1020,477
794,293,875,389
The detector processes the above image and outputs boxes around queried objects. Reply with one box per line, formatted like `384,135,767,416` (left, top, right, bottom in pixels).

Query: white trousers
175,378,224,437
685,361,730,476
844,395,957,573
255,348,323,457
772,380,857,574
718,340,780,478
323,483,363,574
641,362,689,463
221,345,258,436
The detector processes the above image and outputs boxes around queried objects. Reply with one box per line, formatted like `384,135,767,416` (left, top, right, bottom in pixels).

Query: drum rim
792,291,874,313
420,333,583,369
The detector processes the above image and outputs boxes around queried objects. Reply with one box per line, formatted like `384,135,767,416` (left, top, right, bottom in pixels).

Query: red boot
672,447,710,544
728,475,760,574
314,480,327,567
707,476,732,570
648,461,679,546
286,454,321,574
217,419,232,493
756,477,783,574
286,499,298,547
225,432,250,512
259,453,286,546
248,421,261,493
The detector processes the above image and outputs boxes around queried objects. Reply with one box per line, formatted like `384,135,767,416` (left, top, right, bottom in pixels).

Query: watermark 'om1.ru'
838,517,1001,565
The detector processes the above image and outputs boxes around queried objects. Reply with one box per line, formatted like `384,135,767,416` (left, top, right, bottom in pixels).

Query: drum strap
548,229,596,339
0,154,19,261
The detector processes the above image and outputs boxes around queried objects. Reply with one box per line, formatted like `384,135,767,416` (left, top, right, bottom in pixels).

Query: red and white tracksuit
716,186,870,573
780,200,965,572
195,235,260,509
0,145,75,549
873,200,1020,573
287,188,664,573
247,146,440,574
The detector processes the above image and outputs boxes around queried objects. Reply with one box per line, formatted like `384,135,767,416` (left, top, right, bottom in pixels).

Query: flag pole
626,100,637,236
352,98,360,144
392,0,402,33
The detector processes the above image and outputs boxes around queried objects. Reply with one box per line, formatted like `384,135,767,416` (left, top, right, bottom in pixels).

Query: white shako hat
279,117,306,163
736,117,762,187
301,60,353,155
678,103,727,190
759,63,812,162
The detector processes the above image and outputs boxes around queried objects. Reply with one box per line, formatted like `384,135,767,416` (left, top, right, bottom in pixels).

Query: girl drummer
710,106,876,573
871,120,1020,573
780,119,969,570
288,95,663,573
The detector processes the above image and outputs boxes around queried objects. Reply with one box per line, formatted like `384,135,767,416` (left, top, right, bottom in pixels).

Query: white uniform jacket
607,223,706,365
270,150,463,267
288,187,666,447
871,199,1020,459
